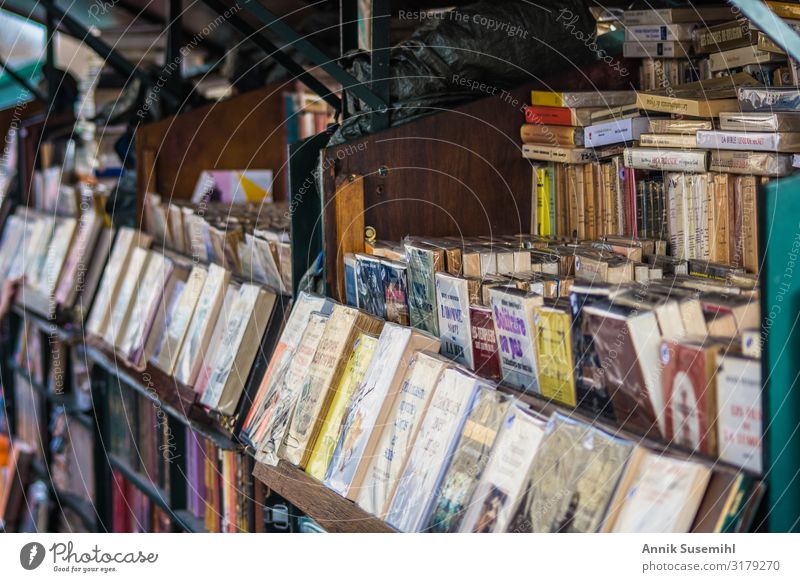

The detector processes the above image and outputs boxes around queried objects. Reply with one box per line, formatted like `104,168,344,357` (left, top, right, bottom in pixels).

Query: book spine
524,105,574,126
739,87,800,111
624,147,708,172
694,20,753,54
521,124,583,146
710,150,793,176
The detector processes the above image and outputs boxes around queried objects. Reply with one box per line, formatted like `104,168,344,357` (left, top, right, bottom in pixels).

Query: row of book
622,3,800,90
238,292,759,532
142,195,292,294
84,227,286,425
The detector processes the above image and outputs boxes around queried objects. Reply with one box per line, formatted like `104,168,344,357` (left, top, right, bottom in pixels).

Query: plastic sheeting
333,0,597,143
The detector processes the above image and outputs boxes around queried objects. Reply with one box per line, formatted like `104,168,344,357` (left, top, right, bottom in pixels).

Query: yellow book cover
530,90,564,108
533,306,577,407
305,333,380,481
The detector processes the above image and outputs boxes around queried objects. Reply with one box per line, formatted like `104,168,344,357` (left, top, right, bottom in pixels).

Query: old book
242,293,334,445
103,246,152,347
458,406,546,533
624,147,708,172
522,144,594,164
639,133,697,148
469,304,502,380
624,6,733,25
154,266,207,375
325,324,441,500
696,130,800,152
380,258,409,325
385,368,489,532
531,90,636,108
575,249,633,284
648,118,713,134
254,311,330,465
118,253,174,367
708,46,785,72
173,264,231,386
622,40,693,58
738,86,800,111
54,210,103,307
435,272,475,368
523,105,601,127
625,22,698,42
355,253,386,319
584,304,663,437
506,413,633,532
488,286,543,393
282,305,383,468
425,389,512,532
709,150,793,177
661,338,721,456
719,111,800,132
85,228,148,339
715,353,762,474
520,124,584,147
605,449,711,532
343,253,358,307
405,241,445,335
694,19,754,53
194,282,240,398
145,266,189,369
200,284,277,415
305,332,380,481
355,351,450,517
533,304,577,407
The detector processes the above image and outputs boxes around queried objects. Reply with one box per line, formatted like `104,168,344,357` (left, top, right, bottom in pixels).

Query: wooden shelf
252,461,394,533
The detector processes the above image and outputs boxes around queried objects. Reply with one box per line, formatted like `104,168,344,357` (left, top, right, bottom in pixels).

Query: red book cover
660,339,718,456
524,105,574,126
469,305,502,380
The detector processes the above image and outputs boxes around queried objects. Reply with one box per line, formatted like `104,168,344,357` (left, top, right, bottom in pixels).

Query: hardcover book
469,304,502,380
355,351,450,517
325,323,441,500
385,368,490,532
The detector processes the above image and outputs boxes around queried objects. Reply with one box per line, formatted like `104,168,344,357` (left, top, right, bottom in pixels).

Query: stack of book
240,290,761,532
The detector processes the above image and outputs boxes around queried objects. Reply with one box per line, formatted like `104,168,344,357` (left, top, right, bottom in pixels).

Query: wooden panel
253,461,394,533
135,83,290,218
334,174,365,301
321,86,534,291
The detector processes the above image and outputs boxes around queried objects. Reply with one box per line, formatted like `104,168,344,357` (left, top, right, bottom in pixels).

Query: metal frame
0,55,48,103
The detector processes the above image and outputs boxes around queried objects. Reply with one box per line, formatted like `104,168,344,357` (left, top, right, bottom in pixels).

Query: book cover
154,266,207,375
103,247,152,348
520,124,584,147
282,305,383,468
305,332,379,481
385,368,489,532
324,324,441,499
343,253,359,307
469,304,502,380
355,253,386,319
458,406,546,533
533,305,577,407
488,287,542,393
622,40,692,58
660,339,720,455
406,241,445,335
425,389,512,532
381,258,410,325
531,90,636,109
715,353,762,474
242,293,333,445
738,86,800,111
720,111,800,132
607,450,712,532
254,311,329,465
435,272,474,368
85,228,138,338
355,351,450,517
624,147,708,172
506,413,633,533
522,144,595,164
710,150,793,177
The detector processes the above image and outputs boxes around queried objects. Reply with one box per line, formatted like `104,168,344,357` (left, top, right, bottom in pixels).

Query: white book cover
174,264,229,385
86,227,136,337
385,368,488,532
324,324,413,497
435,273,474,368
611,453,711,533
624,23,697,42
255,311,329,465
118,253,172,360
200,284,264,411
716,354,762,474
584,117,650,148
624,147,708,173
697,130,800,152
156,266,208,374
458,405,546,533
103,247,151,347
355,351,449,517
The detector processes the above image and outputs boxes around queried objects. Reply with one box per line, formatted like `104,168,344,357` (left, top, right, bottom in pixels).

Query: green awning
0,60,43,110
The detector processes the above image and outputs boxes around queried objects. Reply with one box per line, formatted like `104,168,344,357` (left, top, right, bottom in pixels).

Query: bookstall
1,0,800,536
